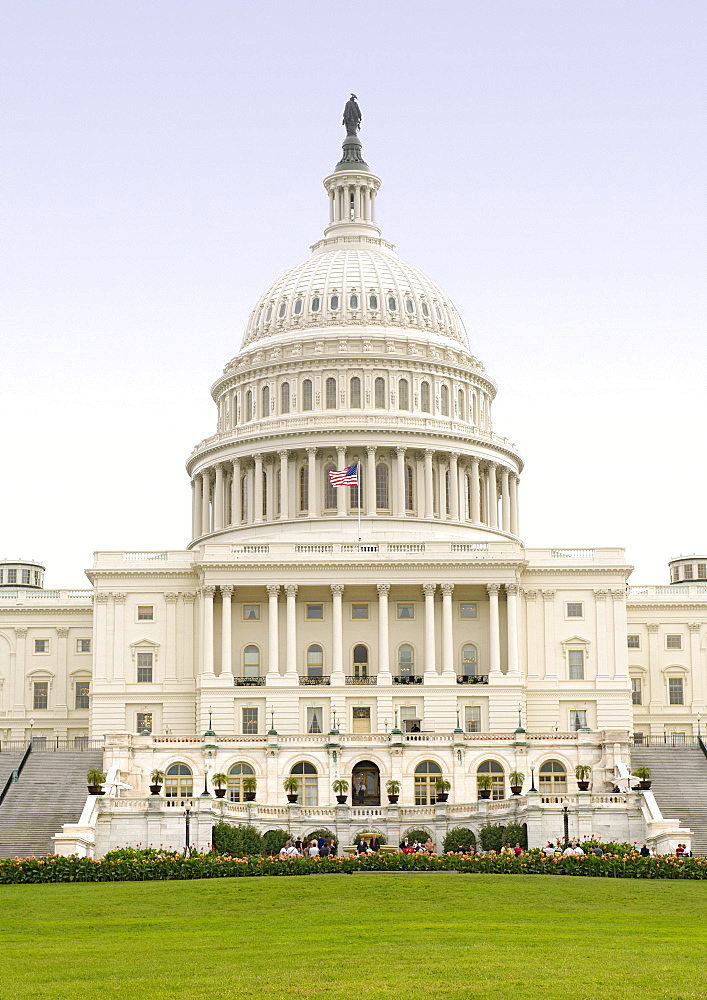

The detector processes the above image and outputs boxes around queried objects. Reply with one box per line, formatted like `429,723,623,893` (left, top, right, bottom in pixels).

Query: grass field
0,873,705,1000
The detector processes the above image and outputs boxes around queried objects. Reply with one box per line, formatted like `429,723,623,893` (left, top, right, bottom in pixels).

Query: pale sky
1,0,705,588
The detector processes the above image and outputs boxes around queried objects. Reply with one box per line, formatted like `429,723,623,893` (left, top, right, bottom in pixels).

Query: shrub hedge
1,849,706,884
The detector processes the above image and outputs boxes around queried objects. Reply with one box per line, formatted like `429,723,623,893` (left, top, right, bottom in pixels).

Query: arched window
421,300,429,318
241,473,248,521
405,298,414,314
464,474,471,519
243,644,260,679
261,385,270,416
350,465,362,510
457,389,464,420
265,305,273,323
469,392,476,425
276,468,281,516
349,293,359,309
278,301,287,318
352,643,369,680
375,464,389,509
374,377,385,408
245,390,253,422
414,760,442,805
477,760,505,800
227,762,255,802
445,470,450,517
294,298,303,315
398,378,409,410
398,643,415,679
388,295,397,311
324,464,337,510
440,384,449,416
311,295,320,312
330,294,339,310
291,762,318,806
165,763,193,798
405,465,414,511
280,382,290,414
262,470,267,517
461,643,478,678
369,293,378,310
350,376,362,408
539,760,567,794
299,466,308,512
302,379,313,411
306,644,324,678
421,381,430,413
325,378,337,409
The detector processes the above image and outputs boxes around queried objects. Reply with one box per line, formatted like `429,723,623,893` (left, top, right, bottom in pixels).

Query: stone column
253,453,264,523
470,456,480,523
267,586,280,677
449,454,459,520
501,467,510,532
182,592,197,681
396,447,406,516
487,463,498,528
331,584,345,683
214,464,225,530
441,583,456,679
278,452,288,520
542,590,556,680
366,445,376,515
165,592,178,681
424,450,434,519
12,628,28,717
510,474,519,535
202,585,216,677
112,593,126,681
93,594,109,682
220,585,233,677
192,478,201,538
524,590,540,680
423,584,437,678
611,590,629,680
285,585,298,680
231,459,242,524
200,470,211,535
487,584,502,679
377,584,392,682
505,583,520,676
265,459,275,522
688,623,703,716
55,627,69,715
307,448,317,518
595,590,609,681
337,447,348,517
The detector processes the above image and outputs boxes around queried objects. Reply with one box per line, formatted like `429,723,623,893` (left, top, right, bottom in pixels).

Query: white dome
242,239,469,348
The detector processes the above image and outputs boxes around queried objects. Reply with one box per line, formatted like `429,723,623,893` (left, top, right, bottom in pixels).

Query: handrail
698,736,707,762
0,742,32,807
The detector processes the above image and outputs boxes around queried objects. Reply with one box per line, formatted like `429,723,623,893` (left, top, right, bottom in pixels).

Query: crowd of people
280,835,338,857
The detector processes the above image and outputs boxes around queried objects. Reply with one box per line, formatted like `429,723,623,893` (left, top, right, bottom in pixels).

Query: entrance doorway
352,760,380,805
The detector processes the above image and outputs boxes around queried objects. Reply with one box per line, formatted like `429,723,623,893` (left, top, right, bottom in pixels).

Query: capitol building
1,105,706,857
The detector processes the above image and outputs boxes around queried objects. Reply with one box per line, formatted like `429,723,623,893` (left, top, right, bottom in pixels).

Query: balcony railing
456,674,489,685
233,676,266,686
346,675,377,685
631,734,698,746
393,675,423,685
299,675,331,686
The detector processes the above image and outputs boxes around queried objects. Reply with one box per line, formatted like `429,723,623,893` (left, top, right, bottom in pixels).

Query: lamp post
184,807,191,856
529,765,536,792
562,804,569,847
29,717,34,748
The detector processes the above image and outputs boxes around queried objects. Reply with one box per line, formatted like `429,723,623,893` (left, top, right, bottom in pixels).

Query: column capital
505,583,519,596
285,584,299,597
277,449,288,460
541,589,555,601
202,585,216,598
56,627,70,637
377,583,390,596
215,461,227,472
646,623,660,633
440,583,454,596
165,592,179,604
252,452,263,463
688,622,702,632
486,583,500,596
232,455,242,466
470,454,480,464
395,445,406,456
181,591,197,603
266,584,280,598
220,585,234,598
14,627,28,637
330,584,345,596
366,444,377,455
594,589,608,600
424,448,434,458
449,452,459,462
422,583,437,597
524,589,538,601
306,446,317,457
95,593,110,604
610,589,625,601
112,592,127,604
201,467,212,479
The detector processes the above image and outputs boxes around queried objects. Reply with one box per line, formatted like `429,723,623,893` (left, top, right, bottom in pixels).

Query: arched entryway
352,760,380,805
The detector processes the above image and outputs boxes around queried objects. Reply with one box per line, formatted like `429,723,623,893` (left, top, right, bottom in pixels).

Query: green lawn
0,874,705,1000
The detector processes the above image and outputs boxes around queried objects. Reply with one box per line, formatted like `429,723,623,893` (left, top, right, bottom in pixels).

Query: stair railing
0,741,32,807
698,736,707,762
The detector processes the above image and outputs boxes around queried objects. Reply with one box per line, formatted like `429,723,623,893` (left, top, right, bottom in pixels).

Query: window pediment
130,638,160,661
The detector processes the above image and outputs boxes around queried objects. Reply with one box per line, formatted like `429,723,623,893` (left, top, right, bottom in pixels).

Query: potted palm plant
242,775,257,801
386,779,401,804
149,769,164,795
211,773,228,798
434,777,451,803
632,766,651,790
477,773,494,799
509,771,525,795
575,764,591,791
283,775,300,803
87,768,106,795
332,778,349,804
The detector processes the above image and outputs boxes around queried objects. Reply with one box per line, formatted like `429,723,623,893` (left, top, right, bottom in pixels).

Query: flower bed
1,849,706,884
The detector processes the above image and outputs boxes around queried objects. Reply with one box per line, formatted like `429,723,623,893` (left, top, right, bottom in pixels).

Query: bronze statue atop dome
343,94,362,135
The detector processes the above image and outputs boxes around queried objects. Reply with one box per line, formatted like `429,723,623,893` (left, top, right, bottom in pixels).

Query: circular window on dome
278,302,287,318
421,301,429,318
294,298,303,315
330,295,339,310
369,294,378,309
388,296,397,311
435,305,442,321
265,306,273,323
349,294,359,309
405,298,414,314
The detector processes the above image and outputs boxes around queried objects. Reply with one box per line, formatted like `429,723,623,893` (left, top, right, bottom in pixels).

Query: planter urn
479,789,492,800
214,788,227,798
639,780,652,790
87,784,103,795
577,781,590,791
336,795,347,805
387,794,399,804
510,785,523,796
286,794,299,803
435,792,449,803
244,792,256,802
149,784,162,796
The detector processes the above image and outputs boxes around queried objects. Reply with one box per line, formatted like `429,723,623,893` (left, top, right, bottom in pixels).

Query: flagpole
357,463,361,542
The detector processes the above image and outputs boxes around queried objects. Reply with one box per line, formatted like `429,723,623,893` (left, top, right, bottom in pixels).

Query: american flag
328,464,359,487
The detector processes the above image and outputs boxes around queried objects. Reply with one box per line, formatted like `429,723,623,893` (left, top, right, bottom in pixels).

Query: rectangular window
21,569,30,585
33,682,48,710
668,678,684,705
566,603,583,618
568,650,584,680
242,708,258,734
666,634,682,650
397,603,414,620
633,732,645,745
465,706,481,732
627,635,640,649
242,604,260,621
8,569,17,584
631,678,642,705
306,604,323,620
137,605,154,621
136,712,152,734
75,682,90,710
137,653,153,683
683,564,693,580
352,706,371,733
306,707,323,733
570,710,587,731
698,563,707,579
399,706,421,732
34,639,49,654
460,603,478,619
351,603,369,620
34,571,40,585
76,639,92,653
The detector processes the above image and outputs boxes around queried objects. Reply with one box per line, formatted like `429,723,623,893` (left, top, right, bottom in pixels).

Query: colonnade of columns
191,448,520,539
325,177,378,226
199,581,521,683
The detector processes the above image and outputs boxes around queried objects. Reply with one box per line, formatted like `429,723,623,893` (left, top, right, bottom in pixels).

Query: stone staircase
0,749,103,858
631,745,707,855
0,752,26,792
